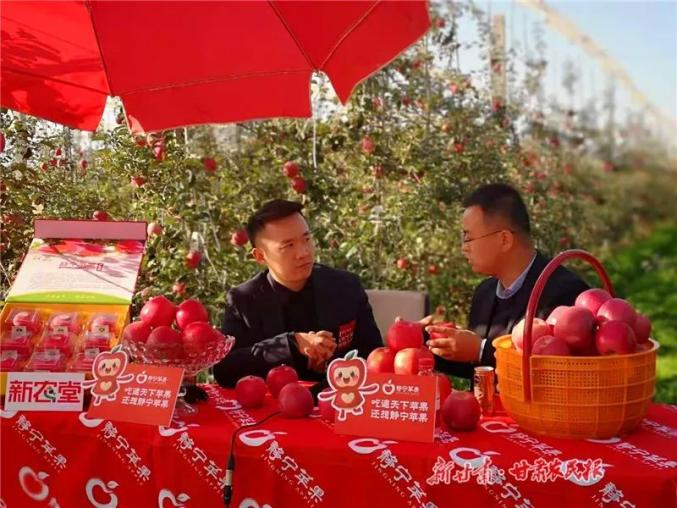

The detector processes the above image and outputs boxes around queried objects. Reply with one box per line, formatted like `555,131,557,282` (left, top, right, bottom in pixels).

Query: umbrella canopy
1,0,430,132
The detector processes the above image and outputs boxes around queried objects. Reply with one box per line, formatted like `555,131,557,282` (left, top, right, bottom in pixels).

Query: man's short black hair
462,183,531,235
246,199,305,246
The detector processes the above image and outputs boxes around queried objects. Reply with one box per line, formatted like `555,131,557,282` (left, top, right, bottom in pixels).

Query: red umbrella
1,0,430,132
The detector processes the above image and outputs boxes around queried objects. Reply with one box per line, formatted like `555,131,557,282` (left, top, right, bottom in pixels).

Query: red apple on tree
78,159,88,171
202,157,217,173
441,391,481,431
532,335,572,356
291,176,307,194
131,176,145,188
575,288,612,316
396,257,410,270
139,295,177,328
366,347,396,373
596,321,637,355
361,136,375,155
283,161,299,178
278,382,313,418
92,210,109,221
172,282,187,297
122,321,152,344
597,298,637,327
394,347,434,375
230,229,248,246
235,376,268,408
386,320,423,351
185,250,202,269
175,299,209,330
553,306,596,352
266,365,299,398
147,222,163,236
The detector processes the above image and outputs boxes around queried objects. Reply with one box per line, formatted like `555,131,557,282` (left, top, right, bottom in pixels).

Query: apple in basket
545,306,568,332
632,313,652,344
366,346,396,373
235,376,268,408
575,288,612,316
122,321,152,344
595,321,637,355
181,322,225,355
511,318,549,351
532,335,572,356
441,392,481,431
394,347,434,375
175,299,209,331
266,365,299,398
386,319,424,351
139,295,177,328
553,306,596,352
278,382,314,418
146,325,183,359
596,298,637,327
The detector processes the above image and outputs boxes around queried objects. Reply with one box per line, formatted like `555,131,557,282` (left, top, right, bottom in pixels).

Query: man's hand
294,330,336,362
424,326,482,363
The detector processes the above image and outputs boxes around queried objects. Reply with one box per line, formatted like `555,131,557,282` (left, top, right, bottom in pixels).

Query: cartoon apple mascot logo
83,345,134,405
318,350,378,421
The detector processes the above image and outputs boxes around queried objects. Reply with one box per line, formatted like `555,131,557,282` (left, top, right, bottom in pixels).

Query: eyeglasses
461,229,513,245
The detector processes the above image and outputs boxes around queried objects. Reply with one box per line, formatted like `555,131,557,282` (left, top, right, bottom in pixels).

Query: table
1,385,676,508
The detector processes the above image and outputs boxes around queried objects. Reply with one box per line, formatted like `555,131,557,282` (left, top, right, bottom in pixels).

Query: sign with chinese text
5,372,85,411
86,348,183,426
320,350,437,443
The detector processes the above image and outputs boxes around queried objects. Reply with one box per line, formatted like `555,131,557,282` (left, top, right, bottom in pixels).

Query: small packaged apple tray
0,219,147,389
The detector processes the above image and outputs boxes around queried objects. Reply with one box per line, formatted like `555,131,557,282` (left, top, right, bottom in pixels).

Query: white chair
366,289,429,342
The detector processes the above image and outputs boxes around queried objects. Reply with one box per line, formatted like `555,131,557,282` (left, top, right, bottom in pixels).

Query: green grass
605,224,677,404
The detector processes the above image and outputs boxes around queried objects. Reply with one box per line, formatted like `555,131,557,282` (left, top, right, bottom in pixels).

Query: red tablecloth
2,386,676,508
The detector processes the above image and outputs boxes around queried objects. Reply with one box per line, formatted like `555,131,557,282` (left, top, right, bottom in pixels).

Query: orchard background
1,3,675,401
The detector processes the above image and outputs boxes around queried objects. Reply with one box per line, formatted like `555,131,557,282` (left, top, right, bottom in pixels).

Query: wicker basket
493,250,658,439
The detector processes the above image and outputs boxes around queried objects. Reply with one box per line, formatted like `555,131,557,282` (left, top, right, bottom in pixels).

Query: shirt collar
496,252,537,300
267,270,313,304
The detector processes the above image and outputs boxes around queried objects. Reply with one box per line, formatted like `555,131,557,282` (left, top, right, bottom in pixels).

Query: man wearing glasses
426,183,589,379
214,199,382,386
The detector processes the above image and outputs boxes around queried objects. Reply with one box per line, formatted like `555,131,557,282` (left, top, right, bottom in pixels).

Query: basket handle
522,249,615,401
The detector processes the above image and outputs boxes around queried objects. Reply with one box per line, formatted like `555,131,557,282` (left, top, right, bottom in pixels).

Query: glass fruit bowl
123,335,235,415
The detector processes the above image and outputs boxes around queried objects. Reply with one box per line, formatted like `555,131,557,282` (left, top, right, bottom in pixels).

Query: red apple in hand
235,376,268,408
182,322,222,355
366,347,396,373
596,321,637,355
532,335,572,356
266,365,299,398
394,347,434,375
441,392,481,431
386,320,423,351
511,318,549,351
175,299,209,330
278,382,313,418
575,288,612,315
597,298,637,327
146,326,183,359
429,322,456,340
139,295,177,328
632,313,652,344
122,321,152,344
553,306,596,352
317,388,337,422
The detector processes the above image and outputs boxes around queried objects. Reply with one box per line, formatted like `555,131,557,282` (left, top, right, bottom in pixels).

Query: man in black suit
426,183,589,379
213,200,382,387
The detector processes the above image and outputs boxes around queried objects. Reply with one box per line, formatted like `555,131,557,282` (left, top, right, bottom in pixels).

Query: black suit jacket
213,264,382,387
436,251,589,379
